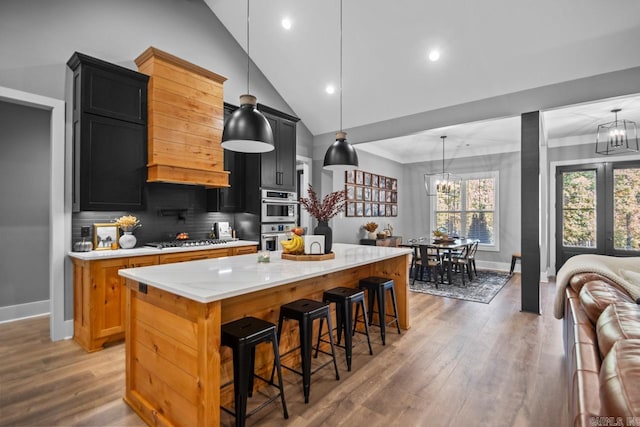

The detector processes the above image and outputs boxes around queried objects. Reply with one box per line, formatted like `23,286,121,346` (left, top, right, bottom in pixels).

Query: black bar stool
358,277,401,345
273,299,340,403
220,316,288,427
316,287,373,371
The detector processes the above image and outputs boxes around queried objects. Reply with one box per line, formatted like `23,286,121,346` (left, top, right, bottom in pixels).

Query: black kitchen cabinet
258,105,298,191
206,148,246,212
210,104,299,213
68,52,148,211
207,104,246,212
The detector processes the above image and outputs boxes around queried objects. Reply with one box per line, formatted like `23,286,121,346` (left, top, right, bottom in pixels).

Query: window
431,171,499,251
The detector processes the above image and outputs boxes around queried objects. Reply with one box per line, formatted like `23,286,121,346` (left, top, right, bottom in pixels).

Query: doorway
296,155,312,233
555,160,640,269
0,86,68,341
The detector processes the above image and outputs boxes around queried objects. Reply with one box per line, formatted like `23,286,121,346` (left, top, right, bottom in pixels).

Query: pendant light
594,108,638,155
424,135,460,196
323,0,359,170
221,0,274,153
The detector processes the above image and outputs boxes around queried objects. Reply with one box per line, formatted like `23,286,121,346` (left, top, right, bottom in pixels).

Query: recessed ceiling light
325,85,335,95
428,49,440,62
281,18,292,30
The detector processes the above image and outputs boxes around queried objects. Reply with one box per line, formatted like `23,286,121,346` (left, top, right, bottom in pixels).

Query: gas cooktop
144,239,231,249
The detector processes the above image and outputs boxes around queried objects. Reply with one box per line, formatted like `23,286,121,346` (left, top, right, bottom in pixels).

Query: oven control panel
261,223,294,233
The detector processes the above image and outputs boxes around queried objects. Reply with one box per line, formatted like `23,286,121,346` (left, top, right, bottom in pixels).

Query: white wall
0,102,50,312
321,150,408,244
404,151,522,266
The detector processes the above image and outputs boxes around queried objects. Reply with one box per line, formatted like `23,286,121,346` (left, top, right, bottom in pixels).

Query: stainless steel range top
144,239,231,249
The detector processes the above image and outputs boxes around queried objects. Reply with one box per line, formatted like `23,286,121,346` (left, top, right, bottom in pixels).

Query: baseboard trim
476,260,515,272
0,300,50,323
62,319,73,340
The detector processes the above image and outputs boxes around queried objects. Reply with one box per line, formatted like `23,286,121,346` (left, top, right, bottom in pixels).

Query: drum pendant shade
221,0,274,153
222,94,274,153
324,131,358,171
322,0,358,170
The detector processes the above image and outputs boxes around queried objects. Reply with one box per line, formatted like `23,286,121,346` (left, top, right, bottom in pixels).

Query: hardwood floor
0,275,568,426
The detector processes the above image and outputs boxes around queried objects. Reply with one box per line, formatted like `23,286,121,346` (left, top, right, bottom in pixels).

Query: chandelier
424,135,460,196
595,108,638,155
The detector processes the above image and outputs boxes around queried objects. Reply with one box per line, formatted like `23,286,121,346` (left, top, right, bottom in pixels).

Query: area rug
409,270,511,304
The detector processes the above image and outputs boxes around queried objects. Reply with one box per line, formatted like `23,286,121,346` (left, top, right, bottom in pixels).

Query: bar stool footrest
220,373,286,420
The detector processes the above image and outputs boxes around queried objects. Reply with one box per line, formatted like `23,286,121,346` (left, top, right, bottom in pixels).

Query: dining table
402,238,478,285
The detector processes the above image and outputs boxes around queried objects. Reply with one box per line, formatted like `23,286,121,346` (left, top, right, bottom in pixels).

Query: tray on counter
281,252,335,261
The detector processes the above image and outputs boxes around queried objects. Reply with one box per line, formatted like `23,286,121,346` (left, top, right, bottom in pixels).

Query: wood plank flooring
0,275,568,426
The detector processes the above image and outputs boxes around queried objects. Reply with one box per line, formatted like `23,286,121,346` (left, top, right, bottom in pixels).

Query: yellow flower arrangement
363,221,378,232
115,215,141,232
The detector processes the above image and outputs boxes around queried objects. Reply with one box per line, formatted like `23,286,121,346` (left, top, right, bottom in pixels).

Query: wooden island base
123,253,409,426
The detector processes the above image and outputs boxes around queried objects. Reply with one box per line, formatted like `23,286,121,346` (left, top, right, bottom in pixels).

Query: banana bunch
281,234,304,255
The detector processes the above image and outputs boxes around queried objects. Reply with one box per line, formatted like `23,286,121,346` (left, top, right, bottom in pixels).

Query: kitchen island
118,243,412,426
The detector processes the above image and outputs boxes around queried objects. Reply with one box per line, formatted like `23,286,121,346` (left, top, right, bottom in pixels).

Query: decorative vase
119,231,136,249
368,231,377,239
314,220,332,254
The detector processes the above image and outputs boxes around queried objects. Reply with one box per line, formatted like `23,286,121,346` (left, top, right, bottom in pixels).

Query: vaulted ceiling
206,0,640,160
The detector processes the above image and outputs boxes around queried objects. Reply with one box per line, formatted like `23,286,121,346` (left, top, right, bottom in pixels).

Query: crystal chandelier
595,108,638,155
424,135,460,196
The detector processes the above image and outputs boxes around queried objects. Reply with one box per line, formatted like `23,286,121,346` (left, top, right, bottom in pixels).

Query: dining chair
401,241,419,279
467,241,479,277
413,245,443,288
450,242,476,286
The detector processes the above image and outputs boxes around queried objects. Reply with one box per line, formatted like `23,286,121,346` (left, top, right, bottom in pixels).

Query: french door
556,160,640,270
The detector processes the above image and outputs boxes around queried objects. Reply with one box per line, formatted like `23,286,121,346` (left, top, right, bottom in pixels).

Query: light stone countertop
118,243,412,303
68,240,259,260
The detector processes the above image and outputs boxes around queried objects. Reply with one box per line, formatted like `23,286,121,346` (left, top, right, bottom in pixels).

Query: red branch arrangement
299,185,346,223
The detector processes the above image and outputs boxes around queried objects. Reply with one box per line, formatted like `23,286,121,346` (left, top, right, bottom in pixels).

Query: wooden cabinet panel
73,246,256,352
136,47,229,187
231,245,257,256
360,236,403,247
159,247,235,264
159,251,210,264
91,258,129,340
73,254,158,352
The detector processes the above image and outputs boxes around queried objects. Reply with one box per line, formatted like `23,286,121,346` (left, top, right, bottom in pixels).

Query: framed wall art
94,223,119,250
345,170,397,217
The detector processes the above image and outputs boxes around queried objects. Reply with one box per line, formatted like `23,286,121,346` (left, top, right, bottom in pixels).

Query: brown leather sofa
562,272,640,426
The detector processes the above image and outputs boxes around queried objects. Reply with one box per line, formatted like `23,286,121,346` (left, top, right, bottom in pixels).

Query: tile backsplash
72,182,235,244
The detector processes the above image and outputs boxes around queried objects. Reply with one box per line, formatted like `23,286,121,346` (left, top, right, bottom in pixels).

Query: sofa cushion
570,273,619,295
599,339,640,418
597,303,640,358
579,280,634,324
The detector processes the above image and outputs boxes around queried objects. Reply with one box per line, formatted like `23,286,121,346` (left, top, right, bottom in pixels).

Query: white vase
119,231,136,249
368,231,377,239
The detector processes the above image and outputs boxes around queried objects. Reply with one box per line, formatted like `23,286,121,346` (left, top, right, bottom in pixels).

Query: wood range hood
135,47,230,188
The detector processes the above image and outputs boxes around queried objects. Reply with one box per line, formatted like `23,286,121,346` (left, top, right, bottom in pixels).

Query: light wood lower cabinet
158,248,231,264
72,245,257,352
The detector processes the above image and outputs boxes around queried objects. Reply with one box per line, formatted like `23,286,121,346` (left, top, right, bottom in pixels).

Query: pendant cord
339,0,343,132
441,136,446,177
246,0,250,94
